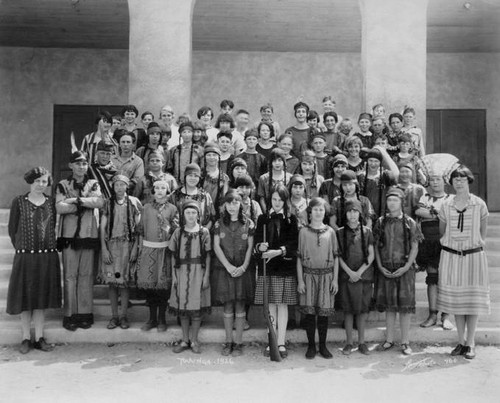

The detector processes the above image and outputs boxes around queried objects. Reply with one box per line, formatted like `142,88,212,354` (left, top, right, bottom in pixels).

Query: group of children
13,97,489,361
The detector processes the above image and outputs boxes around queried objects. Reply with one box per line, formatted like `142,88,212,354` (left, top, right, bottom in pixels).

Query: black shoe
62,316,77,331
305,344,317,359
451,343,467,356
34,337,54,352
318,343,332,359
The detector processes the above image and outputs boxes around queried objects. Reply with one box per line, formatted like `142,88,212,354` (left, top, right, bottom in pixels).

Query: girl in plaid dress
254,184,299,358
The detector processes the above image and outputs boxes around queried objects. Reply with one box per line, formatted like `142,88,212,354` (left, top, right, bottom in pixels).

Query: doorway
53,105,123,185
426,109,487,201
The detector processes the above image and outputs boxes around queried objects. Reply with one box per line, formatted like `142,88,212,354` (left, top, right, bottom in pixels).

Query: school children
200,142,229,217
212,190,255,356
288,174,309,230
374,187,422,355
337,199,375,355
297,149,324,198
166,122,203,184
135,179,179,332
100,175,142,330
168,201,211,354
236,128,267,188
257,148,292,213
297,198,339,359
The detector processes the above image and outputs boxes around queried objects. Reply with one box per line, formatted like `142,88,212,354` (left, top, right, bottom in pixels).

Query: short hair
176,113,192,126
339,118,353,127
141,111,154,120
307,110,320,121
159,105,174,116
193,121,205,131
260,103,274,113
389,113,404,124
307,196,330,217
277,132,293,143
217,130,233,141
257,121,275,138
95,111,112,125
215,113,235,129
358,112,373,123
236,109,249,116
220,99,234,109
323,111,338,124
197,106,213,120
450,165,474,184
403,107,416,116
115,129,136,143
372,103,385,112
112,114,122,122
120,104,139,117
345,136,363,149
245,128,259,139
322,96,335,104
24,167,52,186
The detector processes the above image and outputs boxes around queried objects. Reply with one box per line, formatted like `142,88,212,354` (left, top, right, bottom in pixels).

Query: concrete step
0,318,499,346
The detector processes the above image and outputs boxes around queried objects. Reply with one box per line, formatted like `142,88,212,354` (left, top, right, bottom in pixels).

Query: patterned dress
135,201,179,290
7,194,62,314
168,227,212,317
168,188,215,228
437,195,490,315
100,196,142,287
298,226,338,316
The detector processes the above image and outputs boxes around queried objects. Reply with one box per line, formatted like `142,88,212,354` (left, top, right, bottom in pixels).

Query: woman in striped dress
437,165,490,359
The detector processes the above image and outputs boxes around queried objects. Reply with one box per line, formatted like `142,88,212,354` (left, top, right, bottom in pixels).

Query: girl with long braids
168,163,215,231
200,142,229,219
168,201,211,354
358,146,399,219
257,148,292,213
297,197,338,359
212,189,255,357
254,184,299,359
166,121,203,184
330,170,374,231
374,187,422,355
297,149,324,199
337,199,375,356
100,175,142,330
227,157,248,189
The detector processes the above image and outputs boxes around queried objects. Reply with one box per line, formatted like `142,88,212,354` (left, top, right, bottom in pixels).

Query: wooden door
53,105,122,185
426,109,487,201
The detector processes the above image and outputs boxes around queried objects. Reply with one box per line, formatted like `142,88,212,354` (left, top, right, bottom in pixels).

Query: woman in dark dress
7,167,62,354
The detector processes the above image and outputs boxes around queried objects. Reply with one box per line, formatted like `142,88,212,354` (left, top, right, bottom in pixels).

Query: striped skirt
437,249,490,315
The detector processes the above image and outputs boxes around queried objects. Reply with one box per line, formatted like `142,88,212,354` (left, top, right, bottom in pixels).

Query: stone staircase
0,209,499,345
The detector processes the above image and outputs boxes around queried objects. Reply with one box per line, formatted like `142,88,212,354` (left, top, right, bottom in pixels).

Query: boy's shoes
305,344,317,359
342,344,353,356
19,339,32,354
107,317,120,330
119,316,130,329
221,342,233,356
318,343,332,359
358,343,370,355
450,343,467,356
62,316,77,332
232,343,243,357
157,322,167,332
140,320,157,331
401,343,412,355
34,337,54,352
173,341,191,354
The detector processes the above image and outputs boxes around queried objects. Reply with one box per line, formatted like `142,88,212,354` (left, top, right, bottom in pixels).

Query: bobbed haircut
215,113,235,129
24,166,52,186
389,113,404,124
95,110,112,125
220,99,234,109
257,121,275,138
121,104,139,117
450,165,474,184
307,196,330,216
197,106,213,120
115,128,136,143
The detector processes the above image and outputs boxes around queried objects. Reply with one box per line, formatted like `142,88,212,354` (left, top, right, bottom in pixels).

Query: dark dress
7,194,62,314
253,212,299,305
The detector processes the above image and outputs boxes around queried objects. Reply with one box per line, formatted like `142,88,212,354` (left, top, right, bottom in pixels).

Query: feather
70,131,78,153
420,153,460,184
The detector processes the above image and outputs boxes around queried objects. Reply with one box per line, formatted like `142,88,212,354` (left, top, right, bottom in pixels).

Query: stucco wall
191,51,363,131
0,47,128,207
427,53,500,210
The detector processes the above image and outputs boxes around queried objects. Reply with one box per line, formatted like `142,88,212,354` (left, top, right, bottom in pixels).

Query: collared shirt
111,152,145,188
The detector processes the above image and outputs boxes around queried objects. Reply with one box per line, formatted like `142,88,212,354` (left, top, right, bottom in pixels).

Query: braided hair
267,148,288,212
377,196,410,260
200,151,222,219
108,194,134,241
362,160,385,217
342,212,368,265
339,181,361,228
